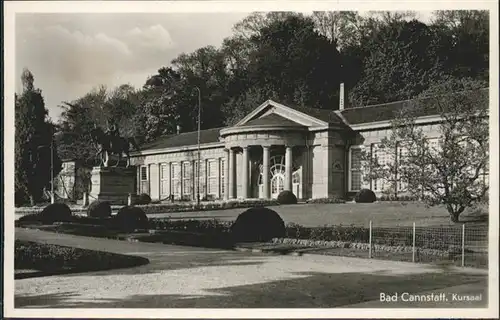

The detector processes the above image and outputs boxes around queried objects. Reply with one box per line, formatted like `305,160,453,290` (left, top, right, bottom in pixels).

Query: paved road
15,229,488,308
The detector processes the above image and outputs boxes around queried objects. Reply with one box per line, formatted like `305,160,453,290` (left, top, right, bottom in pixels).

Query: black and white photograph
3,1,498,318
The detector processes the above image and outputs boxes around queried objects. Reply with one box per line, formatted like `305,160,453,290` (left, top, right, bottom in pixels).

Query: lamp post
194,86,201,206
50,131,62,204
51,136,54,204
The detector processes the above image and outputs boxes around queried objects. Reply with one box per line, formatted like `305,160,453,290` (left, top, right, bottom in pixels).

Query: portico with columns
130,99,352,201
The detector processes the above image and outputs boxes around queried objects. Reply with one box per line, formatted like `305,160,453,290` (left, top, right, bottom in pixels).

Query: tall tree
171,46,230,130
244,15,342,110
15,69,62,206
312,11,364,50
348,19,452,106
432,10,489,80
136,67,183,142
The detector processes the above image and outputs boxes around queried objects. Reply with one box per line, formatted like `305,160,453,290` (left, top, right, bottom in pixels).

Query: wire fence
363,222,488,268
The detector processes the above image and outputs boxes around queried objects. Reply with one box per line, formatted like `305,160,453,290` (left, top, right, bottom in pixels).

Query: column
204,159,208,200
157,163,161,200
224,150,230,200
217,158,222,199
229,148,236,199
242,146,249,199
192,160,196,200
168,162,172,197
285,145,293,191
262,146,270,199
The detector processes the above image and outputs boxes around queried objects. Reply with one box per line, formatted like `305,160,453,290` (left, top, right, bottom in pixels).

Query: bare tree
363,78,489,222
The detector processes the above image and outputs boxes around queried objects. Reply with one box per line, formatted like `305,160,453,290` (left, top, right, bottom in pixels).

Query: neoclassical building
129,90,488,201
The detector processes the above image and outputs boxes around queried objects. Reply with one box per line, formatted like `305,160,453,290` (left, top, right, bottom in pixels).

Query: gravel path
14,229,487,308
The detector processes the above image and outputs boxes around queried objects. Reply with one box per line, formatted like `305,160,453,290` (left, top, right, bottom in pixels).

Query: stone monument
89,123,140,205
89,165,136,204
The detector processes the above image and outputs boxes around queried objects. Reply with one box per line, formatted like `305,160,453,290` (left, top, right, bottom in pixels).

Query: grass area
15,240,149,279
152,202,488,227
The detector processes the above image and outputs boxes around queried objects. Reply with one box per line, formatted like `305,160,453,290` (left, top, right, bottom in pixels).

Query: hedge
15,199,280,217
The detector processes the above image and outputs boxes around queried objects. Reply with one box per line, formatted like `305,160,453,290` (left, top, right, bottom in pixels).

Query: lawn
148,202,488,228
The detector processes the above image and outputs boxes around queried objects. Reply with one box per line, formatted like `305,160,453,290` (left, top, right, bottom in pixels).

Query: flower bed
149,218,233,233
15,240,149,278
305,197,346,204
134,199,280,214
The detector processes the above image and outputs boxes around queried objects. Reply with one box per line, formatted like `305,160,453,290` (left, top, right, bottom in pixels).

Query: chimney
339,82,345,111
176,125,181,135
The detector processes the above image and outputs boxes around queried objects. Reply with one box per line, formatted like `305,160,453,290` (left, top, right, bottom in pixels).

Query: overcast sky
15,12,250,119
15,11,436,120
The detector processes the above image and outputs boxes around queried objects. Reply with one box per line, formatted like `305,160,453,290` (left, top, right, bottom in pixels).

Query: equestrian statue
90,123,140,168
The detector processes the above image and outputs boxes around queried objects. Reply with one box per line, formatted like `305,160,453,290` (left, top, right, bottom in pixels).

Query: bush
87,201,112,218
39,203,73,224
137,193,152,205
231,207,286,242
277,190,297,205
354,189,376,203
113,206,149,232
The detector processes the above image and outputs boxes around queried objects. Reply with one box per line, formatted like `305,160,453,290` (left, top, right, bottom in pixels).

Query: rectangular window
140,166,148,181
396,144,408,192
171,163,181,196
182,162,192,196
371,144,387,192
207,160,217,195
193,160,206,194
160,163,169,196
349,147,362,192
220,159,225,196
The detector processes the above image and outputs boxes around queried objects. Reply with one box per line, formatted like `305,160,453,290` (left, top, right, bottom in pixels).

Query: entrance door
271,174,284,199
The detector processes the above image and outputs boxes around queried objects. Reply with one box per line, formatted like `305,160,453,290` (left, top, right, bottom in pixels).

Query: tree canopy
54,10,489,166
15,69,62,206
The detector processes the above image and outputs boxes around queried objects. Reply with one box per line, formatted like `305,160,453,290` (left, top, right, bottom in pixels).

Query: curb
234,246,304,256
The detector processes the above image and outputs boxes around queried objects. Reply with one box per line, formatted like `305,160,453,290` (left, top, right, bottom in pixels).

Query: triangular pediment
234,100,329,128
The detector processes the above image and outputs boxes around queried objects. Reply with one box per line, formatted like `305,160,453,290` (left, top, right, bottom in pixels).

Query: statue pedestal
89,166,136,205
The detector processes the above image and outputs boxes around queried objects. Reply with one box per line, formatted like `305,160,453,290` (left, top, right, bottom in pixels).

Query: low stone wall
271,238,451,258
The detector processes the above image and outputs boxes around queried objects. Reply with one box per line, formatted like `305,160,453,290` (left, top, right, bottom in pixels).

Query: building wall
55,161,76,199
349,122,443,195
129,120,459,201
131,146,226,201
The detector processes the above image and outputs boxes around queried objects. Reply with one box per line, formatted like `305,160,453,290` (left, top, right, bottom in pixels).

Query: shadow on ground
16,271,487,308
36,250,268,278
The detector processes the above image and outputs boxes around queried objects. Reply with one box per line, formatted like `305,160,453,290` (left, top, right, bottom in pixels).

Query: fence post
461,223,465,267
369,220,372,259
412,222,416,263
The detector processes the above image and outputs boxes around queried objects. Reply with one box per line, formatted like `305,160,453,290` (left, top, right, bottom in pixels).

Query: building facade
129,93,488,201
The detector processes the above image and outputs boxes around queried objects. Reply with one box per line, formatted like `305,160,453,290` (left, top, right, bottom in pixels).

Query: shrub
354,189,376,203
39,203,73,224
231,207,286,242
87,201,112,218
137,193,152,205
277,190,297,205
114,206,149,232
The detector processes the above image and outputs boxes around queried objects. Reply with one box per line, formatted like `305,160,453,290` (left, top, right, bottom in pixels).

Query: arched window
258,155,301,185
